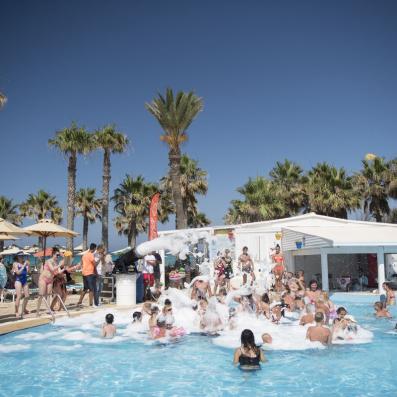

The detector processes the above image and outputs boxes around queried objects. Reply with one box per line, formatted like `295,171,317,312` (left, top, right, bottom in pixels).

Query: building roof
281,223,397,249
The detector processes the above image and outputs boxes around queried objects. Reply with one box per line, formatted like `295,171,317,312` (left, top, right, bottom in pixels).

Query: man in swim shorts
306,312,332,345
238,247,255,286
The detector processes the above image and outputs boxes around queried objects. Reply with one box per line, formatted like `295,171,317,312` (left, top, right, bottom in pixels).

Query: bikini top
239,347,260,366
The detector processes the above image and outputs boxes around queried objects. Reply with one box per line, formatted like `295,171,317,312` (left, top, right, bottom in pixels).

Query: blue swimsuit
15,263,28,287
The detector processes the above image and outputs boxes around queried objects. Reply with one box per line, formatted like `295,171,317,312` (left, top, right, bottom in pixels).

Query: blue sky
0,0,396,250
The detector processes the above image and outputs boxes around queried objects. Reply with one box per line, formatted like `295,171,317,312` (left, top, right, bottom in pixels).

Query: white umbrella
0,218,30,236
23,219,79,263
0,246,23,256
0,234,19,241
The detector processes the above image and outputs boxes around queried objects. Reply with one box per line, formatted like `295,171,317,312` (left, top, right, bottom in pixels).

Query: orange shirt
82,251,95,276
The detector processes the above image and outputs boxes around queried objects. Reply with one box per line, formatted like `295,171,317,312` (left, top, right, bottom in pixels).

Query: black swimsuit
239,348,261,369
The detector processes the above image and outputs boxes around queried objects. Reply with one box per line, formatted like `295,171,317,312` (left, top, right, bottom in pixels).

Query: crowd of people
0,243,115,318
95,245,395,371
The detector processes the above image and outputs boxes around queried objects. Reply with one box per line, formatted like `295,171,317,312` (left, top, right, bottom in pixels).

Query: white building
158,213,397,293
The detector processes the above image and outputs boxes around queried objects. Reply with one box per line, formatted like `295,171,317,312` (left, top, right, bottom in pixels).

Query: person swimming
132,311,142,323
306,312,332,346
101,313,116,338
374,301,392,318
233,329,265,370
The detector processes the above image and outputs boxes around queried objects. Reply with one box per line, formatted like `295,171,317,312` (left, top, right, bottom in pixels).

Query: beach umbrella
23,219,79,264
0,246,23,256
0,218,30,236
0,234,19,241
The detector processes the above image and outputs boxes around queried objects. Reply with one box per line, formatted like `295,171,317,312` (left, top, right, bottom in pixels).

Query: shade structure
0,246,23,256
33,247,54,258
0,234,19,241
0,218,30,236
23,219,79,263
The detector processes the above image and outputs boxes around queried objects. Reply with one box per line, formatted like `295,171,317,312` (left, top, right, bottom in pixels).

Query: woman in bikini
213,254,226,295
382,282,396,306
271,245,285,278
12,255,30,318
36,247,63,317
238,247,255,286
233,329,265,370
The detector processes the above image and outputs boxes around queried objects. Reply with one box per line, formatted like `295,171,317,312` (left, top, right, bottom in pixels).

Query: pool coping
0,303,140,336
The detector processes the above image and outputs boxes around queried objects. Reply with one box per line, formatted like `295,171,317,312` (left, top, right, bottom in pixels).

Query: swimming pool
1,295,396,397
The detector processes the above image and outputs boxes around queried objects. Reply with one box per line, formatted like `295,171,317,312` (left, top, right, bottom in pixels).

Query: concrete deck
0,293,116,336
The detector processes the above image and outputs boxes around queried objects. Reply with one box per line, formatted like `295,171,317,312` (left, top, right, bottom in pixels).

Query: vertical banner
149,192,161,240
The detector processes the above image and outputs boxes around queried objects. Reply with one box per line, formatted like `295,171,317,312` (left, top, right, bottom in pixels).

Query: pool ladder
41,293,70,323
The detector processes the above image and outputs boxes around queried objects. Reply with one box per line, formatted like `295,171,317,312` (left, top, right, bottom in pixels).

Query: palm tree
95,125,129,252
188,212,211,228
160,154,210,228
0,196,20,251
305,162,360,218
112,175,159,248
225,177,286,224
269,159,306,215
0,92,7,109
48,122,93,250
353,156,397,222
145,88,203,229
75,188,102,251
20,190,62,248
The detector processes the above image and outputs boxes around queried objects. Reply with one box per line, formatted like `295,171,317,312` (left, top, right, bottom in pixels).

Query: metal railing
40,293,70,323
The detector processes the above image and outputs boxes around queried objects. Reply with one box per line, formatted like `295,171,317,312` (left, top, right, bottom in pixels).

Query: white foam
136,231,212,259
14,331,59,340
0,344,31,353
51,344,83,351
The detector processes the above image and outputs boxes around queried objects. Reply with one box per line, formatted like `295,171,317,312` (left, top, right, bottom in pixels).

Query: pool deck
0,294,119,336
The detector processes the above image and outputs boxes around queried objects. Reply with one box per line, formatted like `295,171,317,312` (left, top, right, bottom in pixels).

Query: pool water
1,295,396,397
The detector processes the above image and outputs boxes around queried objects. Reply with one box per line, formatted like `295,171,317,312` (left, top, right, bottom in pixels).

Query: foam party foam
136,230,212,259
25,288,372,352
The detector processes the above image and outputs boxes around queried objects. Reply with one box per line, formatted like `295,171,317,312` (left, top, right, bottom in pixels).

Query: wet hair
105,313,114,324
219,288,227,296
164,299,172,306
157,318,166,327
309,279,318,288
240,329,259,354
374,301,383,311
132,311,142,322
89,243,97,251
150,306,159,315
261,293,270,304
336,307,347,315
314,312,324,323
242,246,248,251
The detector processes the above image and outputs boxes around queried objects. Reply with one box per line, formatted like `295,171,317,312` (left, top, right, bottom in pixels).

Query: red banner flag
149,192,160,240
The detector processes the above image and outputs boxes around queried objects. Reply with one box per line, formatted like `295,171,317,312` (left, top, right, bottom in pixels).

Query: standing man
142,253,156,300
152,251,162,289
94,245,105,305
77,243,98,307
238,246,255,286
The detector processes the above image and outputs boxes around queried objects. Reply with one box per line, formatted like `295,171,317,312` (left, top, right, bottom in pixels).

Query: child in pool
101,313,116,338
374,301,392,318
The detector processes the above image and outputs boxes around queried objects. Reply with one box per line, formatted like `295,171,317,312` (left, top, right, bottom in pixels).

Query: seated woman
233,329,265,370
374,301,392,318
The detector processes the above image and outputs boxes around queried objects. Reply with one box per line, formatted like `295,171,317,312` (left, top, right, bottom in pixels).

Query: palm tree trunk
83,214,89,251
127,223,137,249
0,241,4,252
102,149,111,252
66,153,77,251
169,151,187,229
